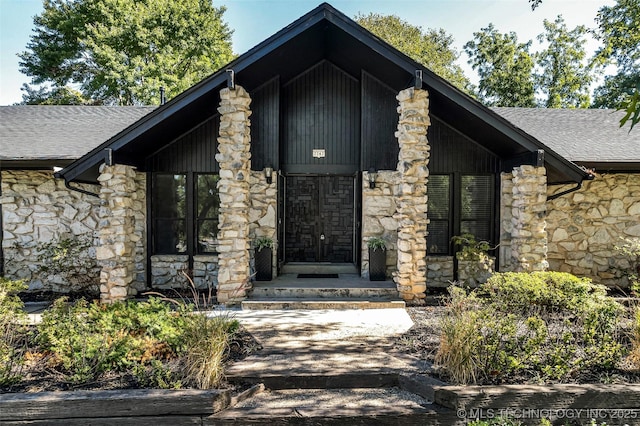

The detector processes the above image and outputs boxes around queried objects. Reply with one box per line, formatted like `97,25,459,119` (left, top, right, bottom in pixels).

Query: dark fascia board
0,159,74,170
57,2,588,184
576,161,640,173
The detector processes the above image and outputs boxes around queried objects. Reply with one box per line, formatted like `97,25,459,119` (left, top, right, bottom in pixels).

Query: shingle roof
492,107,640,164
0,105,155,161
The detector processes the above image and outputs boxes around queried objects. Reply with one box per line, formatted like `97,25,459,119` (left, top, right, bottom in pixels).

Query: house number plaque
312,149,326,158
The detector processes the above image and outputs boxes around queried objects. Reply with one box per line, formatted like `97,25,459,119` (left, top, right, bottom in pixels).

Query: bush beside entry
254,237,274,281
368,237,387,281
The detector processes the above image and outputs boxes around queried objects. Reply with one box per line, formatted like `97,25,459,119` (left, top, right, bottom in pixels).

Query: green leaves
536,16,592,108
464,24,536,107
19,0,234,105
355,13,471,93
593,0,640,130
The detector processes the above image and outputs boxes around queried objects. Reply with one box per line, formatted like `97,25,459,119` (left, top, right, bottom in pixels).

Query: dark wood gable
146,115,219,173
428,116,500,174
281,60,360,174
250,77,280,171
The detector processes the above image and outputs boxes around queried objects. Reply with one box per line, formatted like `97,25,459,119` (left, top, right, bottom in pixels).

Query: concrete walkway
213,308,444,423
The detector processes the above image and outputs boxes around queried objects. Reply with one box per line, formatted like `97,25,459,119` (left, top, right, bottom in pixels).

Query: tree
529,0,542,10
355,13,471,92
19,0,234,106
21,84,89,105
535,16,592,108
464,24,536,107
592,0,640,129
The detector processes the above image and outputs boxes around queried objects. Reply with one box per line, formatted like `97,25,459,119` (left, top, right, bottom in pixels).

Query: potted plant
367,236,387,281
451,233,495,287
254,236,274,281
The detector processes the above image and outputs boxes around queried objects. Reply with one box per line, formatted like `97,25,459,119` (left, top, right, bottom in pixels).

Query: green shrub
0,278,29,386
480,271,607,314
36,297,188,384
436,272,625,384
35,236,99,292
35,296,238,388
629,307,640,368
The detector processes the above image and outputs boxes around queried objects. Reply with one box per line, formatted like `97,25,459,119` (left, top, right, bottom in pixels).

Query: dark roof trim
1,159,74,170
57,2,589,185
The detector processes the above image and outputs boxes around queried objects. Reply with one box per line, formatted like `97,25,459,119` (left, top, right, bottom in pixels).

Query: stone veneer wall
361,170,399,279
546,173,640,288
215,86,252,303
1,170,102,291
510,165,548,272
249,170,277,279
500,173,515,272
393,87,431,303
426,256,454,287
97,164,146,302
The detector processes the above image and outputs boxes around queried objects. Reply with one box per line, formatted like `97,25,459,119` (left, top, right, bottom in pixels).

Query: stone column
96,164,138,302
510,165,548,272
499,172,515,271
215,86,252,303
393,87,430,303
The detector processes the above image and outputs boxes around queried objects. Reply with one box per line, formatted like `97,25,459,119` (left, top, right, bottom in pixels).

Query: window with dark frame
427,173,494,255
152,173,219,256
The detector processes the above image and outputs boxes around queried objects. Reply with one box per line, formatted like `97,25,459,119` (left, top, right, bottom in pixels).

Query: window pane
153,174,186,254
428,220,449,255
461,175,492,220
461,175,493,244
196,174,219,254
153,174,186,218
427,175,450,220
197,219,218,253
154,219,187,254
461,221,491,243
427,175,450,254
197,174,220,219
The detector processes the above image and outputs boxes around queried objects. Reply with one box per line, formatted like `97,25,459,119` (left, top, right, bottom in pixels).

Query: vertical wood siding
282,61,360,172
250,77,279,170
146,116,219,173
361,71,399,171
428,116,500,174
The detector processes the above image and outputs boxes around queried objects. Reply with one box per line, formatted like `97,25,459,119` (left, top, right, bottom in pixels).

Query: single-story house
1,3,640,303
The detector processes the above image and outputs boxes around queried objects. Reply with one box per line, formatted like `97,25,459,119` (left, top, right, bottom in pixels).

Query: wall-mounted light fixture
368,168,377,189
264,166,273,184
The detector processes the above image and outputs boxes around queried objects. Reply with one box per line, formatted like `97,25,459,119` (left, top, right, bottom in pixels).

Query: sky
0,0,614,106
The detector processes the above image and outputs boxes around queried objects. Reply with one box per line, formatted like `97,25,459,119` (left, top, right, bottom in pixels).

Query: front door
284,175,356,264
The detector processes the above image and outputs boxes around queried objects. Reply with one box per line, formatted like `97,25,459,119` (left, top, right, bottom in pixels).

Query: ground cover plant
0,278,254,392
399,271,640,385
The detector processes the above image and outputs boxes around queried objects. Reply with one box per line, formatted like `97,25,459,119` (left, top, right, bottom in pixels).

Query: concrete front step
241,299,406,310
250,285,399,300
210,388,461,425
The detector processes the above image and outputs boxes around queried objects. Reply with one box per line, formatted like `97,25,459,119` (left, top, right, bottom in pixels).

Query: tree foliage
355,13,471,92
19,0,234,105
535,16,592,108
593,0,640,129
464,24,536,107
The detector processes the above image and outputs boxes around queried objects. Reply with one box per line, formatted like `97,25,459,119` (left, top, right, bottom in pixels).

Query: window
427,174,494,255
152,174,186,254
152,173,219,255
196,174,220,254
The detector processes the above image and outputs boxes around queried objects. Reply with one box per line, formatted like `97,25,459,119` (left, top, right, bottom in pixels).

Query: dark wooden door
285,175,355,263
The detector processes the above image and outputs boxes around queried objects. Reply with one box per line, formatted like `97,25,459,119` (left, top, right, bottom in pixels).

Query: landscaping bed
395,272,640,386
1,279,261,394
